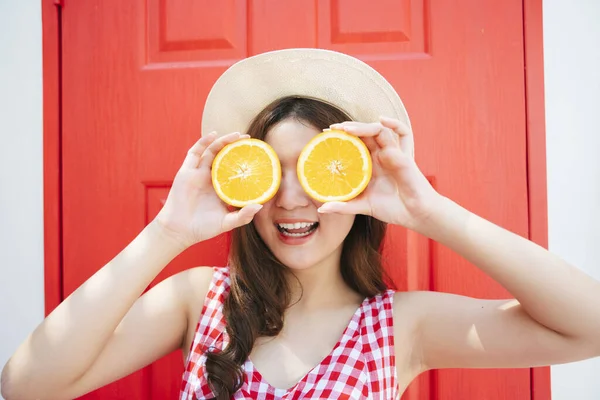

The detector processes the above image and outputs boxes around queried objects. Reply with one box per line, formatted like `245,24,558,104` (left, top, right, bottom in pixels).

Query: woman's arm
408,196,600,370
424,196,600,341
1,132,261,399
1,221,187,399
323,117,600,372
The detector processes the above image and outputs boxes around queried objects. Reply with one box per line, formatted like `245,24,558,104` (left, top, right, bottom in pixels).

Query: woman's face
253,119,356,271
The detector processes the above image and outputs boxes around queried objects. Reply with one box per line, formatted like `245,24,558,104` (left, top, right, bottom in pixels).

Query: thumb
318,199,371,216
221,204,263,232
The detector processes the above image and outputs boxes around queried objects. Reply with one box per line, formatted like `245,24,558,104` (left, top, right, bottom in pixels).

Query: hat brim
201,48,410,139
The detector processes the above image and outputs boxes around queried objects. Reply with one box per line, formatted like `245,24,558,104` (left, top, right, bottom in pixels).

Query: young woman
2,49,600,400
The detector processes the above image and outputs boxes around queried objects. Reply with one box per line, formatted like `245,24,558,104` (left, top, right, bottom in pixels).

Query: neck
285,256,362,311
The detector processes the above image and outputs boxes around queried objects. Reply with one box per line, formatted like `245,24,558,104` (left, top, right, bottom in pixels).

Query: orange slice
211,138,281,207
297,129,372,203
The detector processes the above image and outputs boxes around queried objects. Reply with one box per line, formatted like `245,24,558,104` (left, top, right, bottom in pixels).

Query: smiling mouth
276,222,319,237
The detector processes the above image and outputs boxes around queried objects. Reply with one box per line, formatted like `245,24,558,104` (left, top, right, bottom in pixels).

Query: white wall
0,1,599,399
0,0,45,398
545,0,600,398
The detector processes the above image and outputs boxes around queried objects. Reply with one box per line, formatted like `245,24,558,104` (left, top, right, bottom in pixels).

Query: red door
60,0,533,398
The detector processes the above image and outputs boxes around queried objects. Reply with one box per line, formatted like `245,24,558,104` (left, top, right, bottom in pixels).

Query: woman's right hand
154,132,262,248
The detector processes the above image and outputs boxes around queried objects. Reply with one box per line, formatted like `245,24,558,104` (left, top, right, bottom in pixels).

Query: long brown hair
205,96,389,399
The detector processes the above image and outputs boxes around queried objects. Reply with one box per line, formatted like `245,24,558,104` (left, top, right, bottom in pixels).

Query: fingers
373,128,400,149
380,116,415,158
330,122,384,137
317,198,371,216
197,132,250,169
331,117,414,159
221,204,263,232
331,121,399,148
379,116,412,136
361,136,379,154
181,132,218,169
377,147,407,171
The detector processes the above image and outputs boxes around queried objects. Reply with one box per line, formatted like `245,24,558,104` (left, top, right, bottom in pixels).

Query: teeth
276,222,319,238
277,222,315,230
282,231,313,237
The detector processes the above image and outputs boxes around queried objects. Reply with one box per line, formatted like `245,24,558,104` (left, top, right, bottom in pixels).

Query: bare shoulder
179,267,218,357
176,266,217,309
392,291,428,343
391,291,428,389
47,266,218,400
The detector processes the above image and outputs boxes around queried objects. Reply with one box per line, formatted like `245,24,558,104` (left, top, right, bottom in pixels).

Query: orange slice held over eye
211,138,281,207
297,129,372,203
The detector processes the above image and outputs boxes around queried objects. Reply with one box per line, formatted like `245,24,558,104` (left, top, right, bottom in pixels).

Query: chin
274,253,326,271
266,231,344,272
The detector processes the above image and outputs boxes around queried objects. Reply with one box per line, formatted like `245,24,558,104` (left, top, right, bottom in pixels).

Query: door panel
62,0,529,398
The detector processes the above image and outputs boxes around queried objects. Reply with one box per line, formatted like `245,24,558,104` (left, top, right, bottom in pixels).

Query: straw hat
201,48,411,141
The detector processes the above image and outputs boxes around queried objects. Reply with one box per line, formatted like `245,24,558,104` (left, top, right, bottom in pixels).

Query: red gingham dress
180,267,399,399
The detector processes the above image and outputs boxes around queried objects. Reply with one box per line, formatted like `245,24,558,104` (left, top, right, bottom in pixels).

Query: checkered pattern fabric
180,267,399,399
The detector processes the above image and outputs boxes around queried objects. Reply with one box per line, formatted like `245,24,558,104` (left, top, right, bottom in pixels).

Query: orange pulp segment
297,129,372,203
211,138,281,207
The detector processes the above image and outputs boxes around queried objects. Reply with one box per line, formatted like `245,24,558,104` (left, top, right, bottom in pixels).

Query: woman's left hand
318,116,443,230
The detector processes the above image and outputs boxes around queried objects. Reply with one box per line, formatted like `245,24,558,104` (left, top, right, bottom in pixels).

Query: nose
275,169,310,210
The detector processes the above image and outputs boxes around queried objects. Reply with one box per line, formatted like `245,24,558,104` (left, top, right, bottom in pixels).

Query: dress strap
181,267,230,398
360,289,397,397
194,266,230,352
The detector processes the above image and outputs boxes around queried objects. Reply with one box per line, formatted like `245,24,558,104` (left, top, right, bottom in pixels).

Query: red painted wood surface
51,0,545,398
42,0,62,315
522,0,552,398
